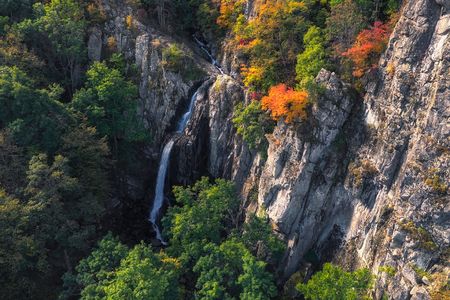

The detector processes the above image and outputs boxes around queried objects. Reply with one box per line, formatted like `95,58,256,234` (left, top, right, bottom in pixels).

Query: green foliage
65,177,283,300
0,0,34,21
297,263,373,300
162,43,206,81
172,0,222,35
25,153,106,256
14,0,87,91
67,234,181,300
162,44,185,71
61,233,129,299
193,239,277,300
100,244,181,300
71,59,148,158
232,101,274,151
163,177,239,265
0,130,26,195
238,252,277,300
326,0,367,55
379,265,396,277
399,221,438,251
241,214,285,263
60,123,111,201
236,0,313,91
0,66,70,154
296,26,328,90
411,264,430,279
0,189,48,300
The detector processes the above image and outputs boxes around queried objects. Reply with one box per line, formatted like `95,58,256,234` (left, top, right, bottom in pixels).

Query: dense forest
4,0,444,300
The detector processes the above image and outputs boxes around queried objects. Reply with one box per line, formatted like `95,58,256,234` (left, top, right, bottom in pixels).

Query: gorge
0,0,448,299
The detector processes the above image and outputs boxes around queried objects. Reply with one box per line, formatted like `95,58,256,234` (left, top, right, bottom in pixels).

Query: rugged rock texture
171,75,248,185
96,0,448,298
235,0,449,298
92,0,222,200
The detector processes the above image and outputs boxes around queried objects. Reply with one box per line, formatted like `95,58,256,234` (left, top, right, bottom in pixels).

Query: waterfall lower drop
149,90,199,245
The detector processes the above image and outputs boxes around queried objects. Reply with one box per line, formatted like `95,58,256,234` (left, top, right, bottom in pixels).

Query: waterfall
193,36,225,75
149,90,199,245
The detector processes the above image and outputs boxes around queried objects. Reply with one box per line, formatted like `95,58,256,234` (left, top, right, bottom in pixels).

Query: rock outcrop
232,0,449,298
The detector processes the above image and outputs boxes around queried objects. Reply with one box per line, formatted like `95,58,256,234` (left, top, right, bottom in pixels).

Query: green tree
0,189,49,300
238,253,277,300
61,233,129,299
101,244,181,300
60,123,111,201
25,153,106,272
163,177,239,266
34,0,87,91
0,130,26,196
193,239,276,300
326,0,366,54
0,66,70,154
0,0,34,21
296,263,373,300
296,26,328,90
71,60,148,159
241,214,285,263
232,101,274,151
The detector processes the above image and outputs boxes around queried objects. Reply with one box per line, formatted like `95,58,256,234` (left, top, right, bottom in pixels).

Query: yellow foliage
107,36,117,51
125,15,134,29
241,65,265,88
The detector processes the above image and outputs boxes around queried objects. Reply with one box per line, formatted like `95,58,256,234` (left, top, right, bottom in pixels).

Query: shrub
232,101,274,151
296,26,328,90
342,21,391,77
162,44,184,71
424,169,448,194
349,159,378,187
261,84,309,123
379,265,396,277
297,263,373,300
162,44,205,81
399,221,438,251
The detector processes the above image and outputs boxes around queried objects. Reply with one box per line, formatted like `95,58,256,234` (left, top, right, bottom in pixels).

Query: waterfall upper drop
193,36,225,75
149,90,200,245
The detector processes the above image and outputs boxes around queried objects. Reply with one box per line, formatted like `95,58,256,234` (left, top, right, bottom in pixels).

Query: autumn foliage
217,0,245,29
261,84,309,123
342,21,391,77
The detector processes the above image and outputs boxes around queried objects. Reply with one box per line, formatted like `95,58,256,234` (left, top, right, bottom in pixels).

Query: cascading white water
193,36,225,75
149,91,199,245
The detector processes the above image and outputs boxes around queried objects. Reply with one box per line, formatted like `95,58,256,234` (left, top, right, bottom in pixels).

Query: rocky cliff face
96,0,448,298
230,0,449,298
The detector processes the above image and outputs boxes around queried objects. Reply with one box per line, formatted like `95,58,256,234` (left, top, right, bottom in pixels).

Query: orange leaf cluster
342,21,390,77
261,84,308,123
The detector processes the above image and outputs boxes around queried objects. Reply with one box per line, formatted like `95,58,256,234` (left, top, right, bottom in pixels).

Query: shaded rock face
171,75,248,186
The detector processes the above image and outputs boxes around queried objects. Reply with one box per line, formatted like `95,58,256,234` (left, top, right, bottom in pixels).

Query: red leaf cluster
342,21,391,77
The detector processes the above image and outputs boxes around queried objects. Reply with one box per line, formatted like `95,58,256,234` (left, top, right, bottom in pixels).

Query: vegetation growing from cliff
296,263,373,300
232,101,274,151
261,84,309,123
161,43,206,81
